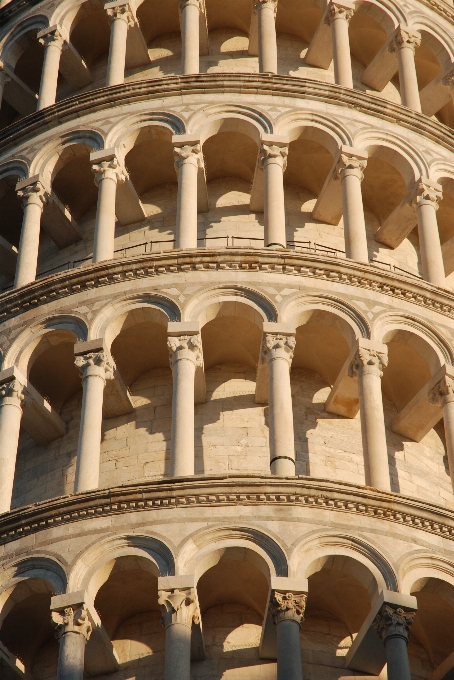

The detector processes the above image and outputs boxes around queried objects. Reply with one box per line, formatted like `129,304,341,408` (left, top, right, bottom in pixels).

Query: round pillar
428,375,454,492
159,588,198,680
174,144,202,249
0,379,25,514
0,64,11,110
15,180,47,289
390,28,422,112
326,3,354,88
37,29,66,110
255,0,278,73
336,152,368,263
180,0,200,74
52,607,92,680
412,181,445,287
92,157,124,263
373,605,415,680
270,591,306,680
261,143,288,248
106,5,134,86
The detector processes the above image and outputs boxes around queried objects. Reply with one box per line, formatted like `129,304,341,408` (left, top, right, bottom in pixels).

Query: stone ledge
0,248,452,326
2,473,454,546
0,74,453,158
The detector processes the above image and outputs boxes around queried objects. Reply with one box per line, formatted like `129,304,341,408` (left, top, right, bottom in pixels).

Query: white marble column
91,155,125,263
37,27,66,110
262,332,296,475
174,143,203,249
0,62,10,110
14,178,47,288
411,180,445,287
260,143,288,248
52,606,92,680
389,27,421,112
255,0,278,74
325,2,354,88
350,343,390,491
180,0,201,74
159,588,199,680
105,3,134,86
74,347,113,493
429,375,454,491
373,604,415,680
168,334,202,476
270,592,306,680
0,378,26,514
336,150,368,263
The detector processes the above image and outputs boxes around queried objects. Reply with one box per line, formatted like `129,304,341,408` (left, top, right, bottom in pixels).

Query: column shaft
181,0,200,74
443,399,454,490
261,144,288,248
164,622,192,680
256,0,278,73
276,619,304,680
0,381,25,514
330,9,353,88
14,183,46,289
92,159,123,263
57,632,86,680
37,32,65,110
416,202,445,287
390,28,421,112
385,636,412,680
337,155,368,263
106,7,133,86
174,144,202,249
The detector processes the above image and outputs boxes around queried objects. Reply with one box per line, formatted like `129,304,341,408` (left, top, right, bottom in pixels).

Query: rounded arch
429,160,454,186
0,15,49,67
289,532,398,596
188,105,273,146
354,0,400,34
275,112,352,152
3,314,88,375
0,160,28,182
90,293,181,349
176,525,288,581
107,112,186,156
68,534,175,600
400,552,454,596
352,130,426,185
408,16,454,69
184,285,277,326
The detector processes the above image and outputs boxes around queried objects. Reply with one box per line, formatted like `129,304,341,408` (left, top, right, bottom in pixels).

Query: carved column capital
92,157,127,185
373,604,415,645
158,588,199,629
259,144,288,171
173,143,204,172
52,606,92,642
168,334,203,368
106,3,135,26
16,180,47,209
349,346,388,379
335,153,367,182
254,0,278,15
270,591,307,627
429,375,454,406
74,351,115,381
389,27,421,54
410,179,443,211
38,28,67,51
324,2,354,26
0,378,26,407
179,0,204,12
262,333,296,365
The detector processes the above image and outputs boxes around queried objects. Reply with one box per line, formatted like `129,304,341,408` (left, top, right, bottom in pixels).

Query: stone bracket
255,322,296,404
1,63,37,116
51,591,119,676
420,68,453,118
0,640,29,679
305,0,355,69
429,649,454,680
325,338,387,418
259,577,308,660
361,35,398,91
0,235,17,280
157,575,205,661
0,366,66,445
250,135,289,213
345,589,417,675
172,135,209,213
312,146,367,225
391,363,453,442
167,321,206,403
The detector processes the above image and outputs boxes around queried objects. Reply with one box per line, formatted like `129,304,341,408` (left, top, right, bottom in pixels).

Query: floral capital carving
259,144,288,171
324,3,354,26
173,144,204,172
179,0,204,12
270,591,307,627
51,606,92,642
158,588,199,629
335,153,367,182
349,346,388,378
262,333,296,365
0,379,26,406
254,0,278,15
429,375,454,406
168,334,203,368
106,3,135,26
92,157,127,186
74,351,115,380
411,180,442,211
16,181,47,209
39,28,67,51
389,27,421,54
372,605,415,644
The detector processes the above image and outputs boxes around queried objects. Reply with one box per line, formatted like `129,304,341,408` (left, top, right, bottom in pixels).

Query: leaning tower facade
2,0,454,678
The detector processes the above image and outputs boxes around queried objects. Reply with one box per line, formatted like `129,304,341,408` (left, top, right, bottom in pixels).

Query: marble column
74,349,114,493
180,0,201,74
174,143,203,249
168,334,202,476
159,588,199,680
0,378,26,514
336,150,368,263
325,2,354,88
270,592,306,680
15,179,47,288
0,63,10,110
350,343,390,491
389,27,421,112
260,143,288,248
373,604,415,680
262,332,296,475
52,606,92,680
429,374,454,491
105,3,134,86
411,179,445,287
255,0,278,74
37,28,66,110
91,156,125,263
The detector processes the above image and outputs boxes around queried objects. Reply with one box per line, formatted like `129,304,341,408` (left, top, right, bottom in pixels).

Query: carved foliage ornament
168,334,203,368
179,0,205,12
270,591,307,626
173,144,204,171
262,333,296,364
324,3,354,26
428,375,454,405
92,157,127,186
411,180,442,211
349,346,388,378
0,379,26,404
106,4,135,26
158,588,200,629
51,606,92,642
372,605,415,644
254,0,278,15
388,28,421,54
38,28,67,51
259,144,288,171
16,181,47,209
334,154,367,182
74,351,115,379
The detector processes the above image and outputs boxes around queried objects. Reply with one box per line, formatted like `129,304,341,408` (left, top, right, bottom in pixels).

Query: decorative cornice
1,248,454,326
3,474,454,546
0,75,454,158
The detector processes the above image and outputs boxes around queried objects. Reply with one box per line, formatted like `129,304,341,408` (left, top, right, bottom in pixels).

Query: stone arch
68,534,175,600
0,160,28,181
353,129,426,184
399,552,454,595
0,15,49,67
275,112,352,151
177,525,288,580
409,16,454,69
107,112,186,156
354,0,400,34
184,285,277,325
188,104,273,145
